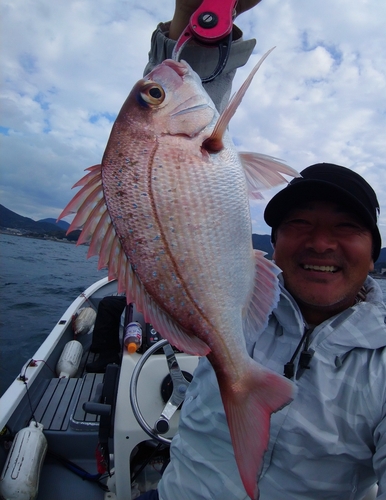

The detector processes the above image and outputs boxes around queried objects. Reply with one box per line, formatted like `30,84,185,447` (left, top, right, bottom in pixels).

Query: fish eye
139,82,165,106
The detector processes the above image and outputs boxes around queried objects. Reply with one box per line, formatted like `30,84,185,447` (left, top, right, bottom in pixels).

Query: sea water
0,233,107,396
1,233,385,397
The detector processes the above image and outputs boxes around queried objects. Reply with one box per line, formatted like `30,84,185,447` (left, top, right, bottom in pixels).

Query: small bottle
124,321,143,354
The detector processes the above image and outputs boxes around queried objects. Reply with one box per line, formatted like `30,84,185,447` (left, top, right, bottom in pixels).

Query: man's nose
305,226,337,252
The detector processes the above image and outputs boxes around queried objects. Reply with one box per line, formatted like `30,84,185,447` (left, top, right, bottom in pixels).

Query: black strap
284,328,314,379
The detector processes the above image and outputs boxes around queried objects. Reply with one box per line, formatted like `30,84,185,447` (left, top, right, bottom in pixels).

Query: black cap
264,163,381,261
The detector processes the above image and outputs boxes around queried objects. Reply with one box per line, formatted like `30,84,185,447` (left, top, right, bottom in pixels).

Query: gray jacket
146,23,386,500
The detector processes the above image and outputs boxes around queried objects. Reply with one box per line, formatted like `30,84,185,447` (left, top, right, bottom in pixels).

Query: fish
58,50,297,499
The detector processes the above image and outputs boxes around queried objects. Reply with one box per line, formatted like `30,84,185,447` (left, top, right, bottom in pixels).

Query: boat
0,276,379,500
0,276,198,500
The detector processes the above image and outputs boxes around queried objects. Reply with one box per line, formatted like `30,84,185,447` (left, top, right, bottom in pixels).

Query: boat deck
34,363,113,499
34,373,103,432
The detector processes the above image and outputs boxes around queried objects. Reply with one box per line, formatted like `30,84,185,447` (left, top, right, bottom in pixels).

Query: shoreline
0,230,79,245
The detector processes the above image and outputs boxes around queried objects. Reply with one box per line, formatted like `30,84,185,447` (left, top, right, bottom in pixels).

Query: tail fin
220,360,294,500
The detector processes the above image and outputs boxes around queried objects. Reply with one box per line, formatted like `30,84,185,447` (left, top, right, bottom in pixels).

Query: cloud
1,0,385,244
231,0,386,238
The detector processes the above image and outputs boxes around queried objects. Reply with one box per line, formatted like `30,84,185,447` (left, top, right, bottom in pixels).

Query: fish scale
59,54,299,499
103,120,252,330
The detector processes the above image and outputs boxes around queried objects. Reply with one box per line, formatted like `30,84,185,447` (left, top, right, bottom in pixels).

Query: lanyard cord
284,328,314,379
282,285,367,380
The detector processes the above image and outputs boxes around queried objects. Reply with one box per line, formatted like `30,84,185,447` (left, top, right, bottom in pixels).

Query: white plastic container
56,340,83,378
0,421,47,500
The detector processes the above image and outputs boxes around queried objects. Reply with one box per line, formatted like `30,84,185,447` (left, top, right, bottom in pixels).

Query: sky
1,0,386,244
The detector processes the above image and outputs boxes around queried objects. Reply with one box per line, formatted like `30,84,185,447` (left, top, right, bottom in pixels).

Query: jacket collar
274,275,386,353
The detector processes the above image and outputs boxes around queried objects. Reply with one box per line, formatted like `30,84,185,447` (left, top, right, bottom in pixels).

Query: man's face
272,200,374,324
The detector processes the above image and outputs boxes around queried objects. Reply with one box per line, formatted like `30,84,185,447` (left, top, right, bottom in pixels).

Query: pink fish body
59,53,297,499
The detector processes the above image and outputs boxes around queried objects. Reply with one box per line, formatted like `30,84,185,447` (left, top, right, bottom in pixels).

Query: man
266,163,381,326
137,2,386,499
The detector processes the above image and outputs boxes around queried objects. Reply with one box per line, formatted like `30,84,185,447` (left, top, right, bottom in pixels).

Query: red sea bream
59,52,297,499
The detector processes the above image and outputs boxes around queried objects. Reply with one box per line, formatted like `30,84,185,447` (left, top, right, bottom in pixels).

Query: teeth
303,264,337,273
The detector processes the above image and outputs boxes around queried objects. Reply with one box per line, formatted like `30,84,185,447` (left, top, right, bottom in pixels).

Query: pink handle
190,0,238,43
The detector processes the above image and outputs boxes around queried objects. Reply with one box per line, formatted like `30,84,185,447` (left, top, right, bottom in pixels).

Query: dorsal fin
203,47,276,153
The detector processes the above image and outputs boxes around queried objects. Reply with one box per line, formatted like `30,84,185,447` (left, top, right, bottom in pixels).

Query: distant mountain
379,247,386,262
38,218,70,231
252,233,273,259
0,204,79,241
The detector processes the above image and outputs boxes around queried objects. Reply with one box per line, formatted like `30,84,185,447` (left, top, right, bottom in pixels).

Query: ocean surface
0,233,107,396
1,233,386,397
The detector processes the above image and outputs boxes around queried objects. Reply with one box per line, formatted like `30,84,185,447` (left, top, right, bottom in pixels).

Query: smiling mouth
303,264,338,273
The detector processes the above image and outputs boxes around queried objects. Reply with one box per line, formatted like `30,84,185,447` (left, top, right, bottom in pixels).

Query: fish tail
220,361,294,500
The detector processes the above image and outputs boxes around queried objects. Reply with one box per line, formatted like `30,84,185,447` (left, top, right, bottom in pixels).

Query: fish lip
163,59,204,88
162,59,190,77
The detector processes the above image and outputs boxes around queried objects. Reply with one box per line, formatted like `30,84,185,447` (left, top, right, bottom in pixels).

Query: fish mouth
170,102,211,117
162,59,190,77
163,59,204,88
302,264,339,273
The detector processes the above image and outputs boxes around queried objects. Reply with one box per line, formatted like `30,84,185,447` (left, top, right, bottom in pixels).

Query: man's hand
169,0,262,40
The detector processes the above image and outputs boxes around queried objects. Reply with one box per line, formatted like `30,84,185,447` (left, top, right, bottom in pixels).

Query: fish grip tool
172,0,238,82
154,343,191,435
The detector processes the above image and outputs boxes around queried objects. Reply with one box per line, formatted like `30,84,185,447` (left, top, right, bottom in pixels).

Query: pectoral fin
239,152,300,200
243,250,281,340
